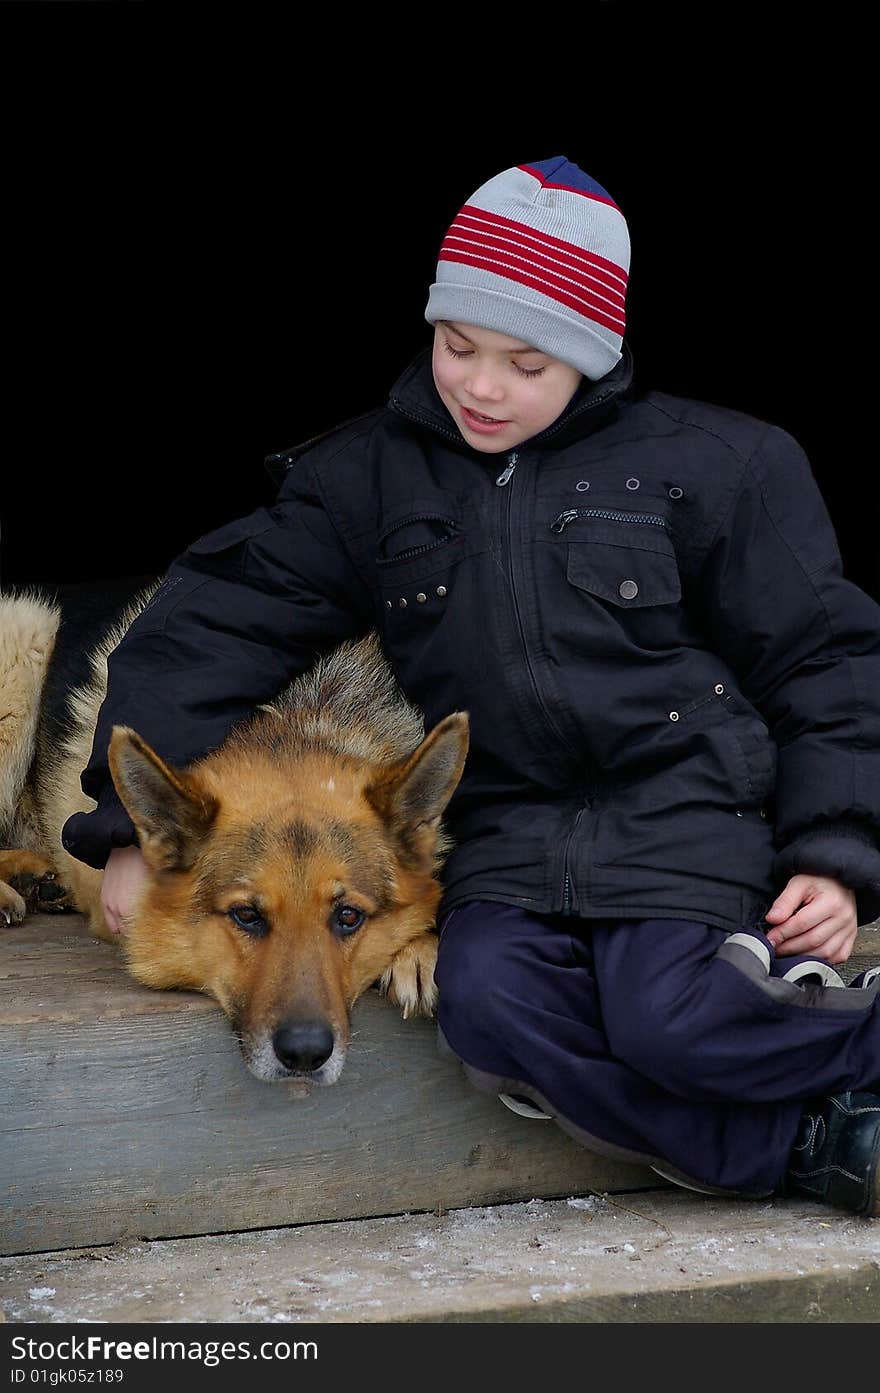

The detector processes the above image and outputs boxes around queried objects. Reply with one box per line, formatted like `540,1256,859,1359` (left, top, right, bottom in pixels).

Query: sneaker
779,960,846,988
784,1092,880,1216
725,931,847,987
848,966,880,990
498,1092,552,1120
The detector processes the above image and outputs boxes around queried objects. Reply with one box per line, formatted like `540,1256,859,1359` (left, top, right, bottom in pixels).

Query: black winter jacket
62,345,880,930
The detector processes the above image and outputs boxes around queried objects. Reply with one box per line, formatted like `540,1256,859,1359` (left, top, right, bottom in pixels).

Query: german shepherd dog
0,586,469,1084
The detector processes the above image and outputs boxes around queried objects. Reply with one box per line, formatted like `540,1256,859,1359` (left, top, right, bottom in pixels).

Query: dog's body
0,587,468,1083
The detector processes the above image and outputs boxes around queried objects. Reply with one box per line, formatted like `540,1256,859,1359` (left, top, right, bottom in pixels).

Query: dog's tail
0,590,62,840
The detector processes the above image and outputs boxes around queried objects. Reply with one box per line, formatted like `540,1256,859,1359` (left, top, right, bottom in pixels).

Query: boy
63,157,880,1211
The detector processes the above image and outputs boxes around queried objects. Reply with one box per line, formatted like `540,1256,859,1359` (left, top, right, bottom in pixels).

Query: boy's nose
464,371,504,401
467,385,504,401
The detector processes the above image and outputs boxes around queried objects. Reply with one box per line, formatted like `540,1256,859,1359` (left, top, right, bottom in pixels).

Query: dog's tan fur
0,590,469,1082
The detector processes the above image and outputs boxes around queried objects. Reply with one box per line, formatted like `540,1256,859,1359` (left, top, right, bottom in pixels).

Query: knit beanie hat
424,156,630,381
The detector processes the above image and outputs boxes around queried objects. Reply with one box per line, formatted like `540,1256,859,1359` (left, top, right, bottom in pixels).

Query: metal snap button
669,486,683,499
416,592,427,603
436,585,447,597
735,810,744,818
619,579,639,600
398,597,408,607
575,480,590,491
714,684,724,694
625,477,640,490
760,809,767,819
385,600,392,609
669,711,680,721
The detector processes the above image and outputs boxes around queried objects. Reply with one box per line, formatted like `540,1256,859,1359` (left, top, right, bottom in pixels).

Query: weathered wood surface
2,916,664,1256
3,1191,880,1324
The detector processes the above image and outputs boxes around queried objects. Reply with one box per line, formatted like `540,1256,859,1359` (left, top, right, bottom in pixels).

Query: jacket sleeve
61,451,375,870
693,423,880,926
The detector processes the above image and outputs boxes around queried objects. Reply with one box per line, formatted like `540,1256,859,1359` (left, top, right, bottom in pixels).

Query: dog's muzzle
240,1021,348,1085
272,1020,334,1073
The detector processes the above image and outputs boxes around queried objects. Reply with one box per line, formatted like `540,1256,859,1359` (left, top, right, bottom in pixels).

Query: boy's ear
364,712,469,866
108,726,218,872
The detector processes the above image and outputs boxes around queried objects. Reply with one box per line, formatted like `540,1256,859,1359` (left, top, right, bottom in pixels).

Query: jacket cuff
61,797,138,871
772,819,880,927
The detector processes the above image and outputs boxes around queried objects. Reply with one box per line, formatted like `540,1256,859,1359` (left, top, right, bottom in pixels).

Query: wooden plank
3,1192,880,1325
2,917,875,1256
1,916,660,1255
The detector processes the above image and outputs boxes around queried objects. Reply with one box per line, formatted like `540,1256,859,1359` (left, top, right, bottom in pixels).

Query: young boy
63,157,880,1212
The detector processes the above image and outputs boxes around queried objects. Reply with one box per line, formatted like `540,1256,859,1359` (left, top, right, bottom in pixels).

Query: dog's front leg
377,930,439,1019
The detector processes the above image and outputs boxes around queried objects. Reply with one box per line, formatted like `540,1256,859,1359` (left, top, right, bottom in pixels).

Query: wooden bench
2,915,664,1256
3,916,876,1257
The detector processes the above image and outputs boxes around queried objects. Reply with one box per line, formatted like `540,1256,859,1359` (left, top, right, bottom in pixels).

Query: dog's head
107,711,468,1083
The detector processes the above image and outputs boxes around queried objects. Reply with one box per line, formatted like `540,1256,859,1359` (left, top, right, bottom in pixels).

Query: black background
2,5,876,602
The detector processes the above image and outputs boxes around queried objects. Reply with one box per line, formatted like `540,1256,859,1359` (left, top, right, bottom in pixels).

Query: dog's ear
365,712,469,865
108,726,218,873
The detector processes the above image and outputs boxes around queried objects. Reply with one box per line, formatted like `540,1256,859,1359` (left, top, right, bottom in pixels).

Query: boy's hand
101,845,149,936
764,874,858,965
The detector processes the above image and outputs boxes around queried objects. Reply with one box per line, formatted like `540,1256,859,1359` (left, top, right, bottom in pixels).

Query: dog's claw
378,932,439,1019
0,895,26,927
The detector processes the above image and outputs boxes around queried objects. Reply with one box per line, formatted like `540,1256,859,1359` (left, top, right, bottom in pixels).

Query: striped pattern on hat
425,157,630,381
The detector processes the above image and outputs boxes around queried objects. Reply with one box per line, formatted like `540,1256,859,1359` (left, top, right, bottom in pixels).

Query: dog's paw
24,869,73,913
0,882,27,927
378,931,439,1020
9,869,75,914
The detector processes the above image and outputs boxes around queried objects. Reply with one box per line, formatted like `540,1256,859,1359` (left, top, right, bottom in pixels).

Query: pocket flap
566,540,682,608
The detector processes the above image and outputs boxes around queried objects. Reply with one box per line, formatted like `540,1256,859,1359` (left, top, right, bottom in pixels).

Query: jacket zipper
562,806,586,914
383,408,613,916
551,508,669,533
499,449,601,916
498,451,583,763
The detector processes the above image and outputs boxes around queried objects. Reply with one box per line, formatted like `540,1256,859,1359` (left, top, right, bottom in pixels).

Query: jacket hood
386,340,635,452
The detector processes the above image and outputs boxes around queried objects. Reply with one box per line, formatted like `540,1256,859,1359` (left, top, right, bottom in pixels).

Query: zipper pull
550,509,580,533
495,452,518,487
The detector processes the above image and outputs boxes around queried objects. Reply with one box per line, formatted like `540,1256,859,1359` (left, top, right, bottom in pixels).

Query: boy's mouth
462,406,508,425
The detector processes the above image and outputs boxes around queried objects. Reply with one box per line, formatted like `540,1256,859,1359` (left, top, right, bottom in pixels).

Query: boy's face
431,320,583,454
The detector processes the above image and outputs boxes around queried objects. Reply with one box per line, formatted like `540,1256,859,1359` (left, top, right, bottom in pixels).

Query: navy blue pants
434,902,880,1196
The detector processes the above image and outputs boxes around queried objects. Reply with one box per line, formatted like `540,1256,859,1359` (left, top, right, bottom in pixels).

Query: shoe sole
498,1093,552,1120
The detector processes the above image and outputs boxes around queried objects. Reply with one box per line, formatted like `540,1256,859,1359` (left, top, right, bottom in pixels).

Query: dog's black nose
272,1021,335,1072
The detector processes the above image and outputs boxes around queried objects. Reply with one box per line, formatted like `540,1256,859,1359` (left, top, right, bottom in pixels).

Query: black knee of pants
434,900,587,1079
594,918,766,1099
434,915,516,1075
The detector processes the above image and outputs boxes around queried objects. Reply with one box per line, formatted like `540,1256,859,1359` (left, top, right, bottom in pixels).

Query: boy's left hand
764,874,858,964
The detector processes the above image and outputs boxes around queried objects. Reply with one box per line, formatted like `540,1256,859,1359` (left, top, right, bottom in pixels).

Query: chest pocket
377,510,463,568
374,500,488,698
374,492,487,592
563,513,681,608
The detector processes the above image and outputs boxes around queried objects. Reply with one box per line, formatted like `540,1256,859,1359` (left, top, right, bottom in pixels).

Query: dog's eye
228,904,268,937
333,904,365,937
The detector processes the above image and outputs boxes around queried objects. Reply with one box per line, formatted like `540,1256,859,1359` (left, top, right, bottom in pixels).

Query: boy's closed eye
442,335,548,380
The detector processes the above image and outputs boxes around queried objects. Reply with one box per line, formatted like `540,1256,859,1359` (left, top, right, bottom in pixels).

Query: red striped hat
424,157,630,381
